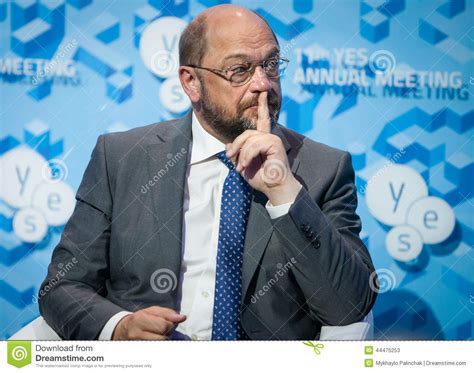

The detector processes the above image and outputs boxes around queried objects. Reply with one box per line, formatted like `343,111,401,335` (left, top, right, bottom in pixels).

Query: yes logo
1,146,75,243
366,164,456,263
7,341,32,368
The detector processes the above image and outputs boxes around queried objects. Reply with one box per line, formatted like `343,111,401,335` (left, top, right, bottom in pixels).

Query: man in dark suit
39,4,377,340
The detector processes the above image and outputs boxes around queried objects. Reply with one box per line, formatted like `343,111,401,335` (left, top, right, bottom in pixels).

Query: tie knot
215,150,234,170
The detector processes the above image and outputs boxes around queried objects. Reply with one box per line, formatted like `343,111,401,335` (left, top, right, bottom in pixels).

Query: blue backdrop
0,0,472,340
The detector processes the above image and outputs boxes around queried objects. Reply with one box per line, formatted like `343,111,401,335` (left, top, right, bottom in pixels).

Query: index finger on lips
257,91,271,133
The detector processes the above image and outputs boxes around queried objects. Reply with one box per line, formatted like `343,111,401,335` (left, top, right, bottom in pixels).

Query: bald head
179,5,278,66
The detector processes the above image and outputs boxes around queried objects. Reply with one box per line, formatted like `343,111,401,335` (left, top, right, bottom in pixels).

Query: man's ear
179,66,201,103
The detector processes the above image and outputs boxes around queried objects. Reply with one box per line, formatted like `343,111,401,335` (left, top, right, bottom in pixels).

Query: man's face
196,21,282,142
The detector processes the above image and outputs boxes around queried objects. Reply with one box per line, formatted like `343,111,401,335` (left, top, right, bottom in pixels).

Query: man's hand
112,306,186,340
226,91,301,206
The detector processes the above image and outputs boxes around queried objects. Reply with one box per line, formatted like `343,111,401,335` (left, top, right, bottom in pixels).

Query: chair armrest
8,317,62,341
319,311,374,340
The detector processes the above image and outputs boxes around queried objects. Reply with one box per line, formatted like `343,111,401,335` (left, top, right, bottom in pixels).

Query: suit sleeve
38,135,127,340
271,151,378,326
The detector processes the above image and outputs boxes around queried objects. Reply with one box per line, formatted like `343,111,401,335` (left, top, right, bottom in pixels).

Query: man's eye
230,65,250,74
264,58,279,70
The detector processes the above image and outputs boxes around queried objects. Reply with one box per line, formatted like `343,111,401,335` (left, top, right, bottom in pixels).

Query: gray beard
199,85,280,142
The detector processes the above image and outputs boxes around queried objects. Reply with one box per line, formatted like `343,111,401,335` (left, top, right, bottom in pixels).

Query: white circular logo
139,17,187,78
159,76,190,113
366,164,428,226
13,207,48,243
2,146,49,208
31,181,75,226
386,225,424,262
406,196,455,244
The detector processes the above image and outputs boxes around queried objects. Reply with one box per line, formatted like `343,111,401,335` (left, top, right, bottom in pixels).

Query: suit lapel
145,112,192,308
241,124,299,303
145,112,300,307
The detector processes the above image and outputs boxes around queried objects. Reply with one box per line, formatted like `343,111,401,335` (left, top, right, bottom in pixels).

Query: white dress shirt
99,112,294,340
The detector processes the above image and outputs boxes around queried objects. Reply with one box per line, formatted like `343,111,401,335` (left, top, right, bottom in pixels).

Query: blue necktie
211,150,252,340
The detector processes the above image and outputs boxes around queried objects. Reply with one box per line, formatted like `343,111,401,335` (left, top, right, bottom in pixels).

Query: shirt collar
190,111,226,165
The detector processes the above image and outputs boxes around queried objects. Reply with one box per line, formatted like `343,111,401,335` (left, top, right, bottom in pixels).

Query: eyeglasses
186,56,289,87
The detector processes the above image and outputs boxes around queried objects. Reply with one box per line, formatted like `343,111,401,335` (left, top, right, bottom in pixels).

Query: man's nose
248,66,272,93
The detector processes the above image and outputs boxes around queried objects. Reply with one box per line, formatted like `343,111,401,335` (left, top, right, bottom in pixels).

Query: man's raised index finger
257,91,271,133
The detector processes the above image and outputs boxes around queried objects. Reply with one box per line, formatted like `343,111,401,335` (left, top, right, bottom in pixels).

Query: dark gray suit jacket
39,111,377,340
